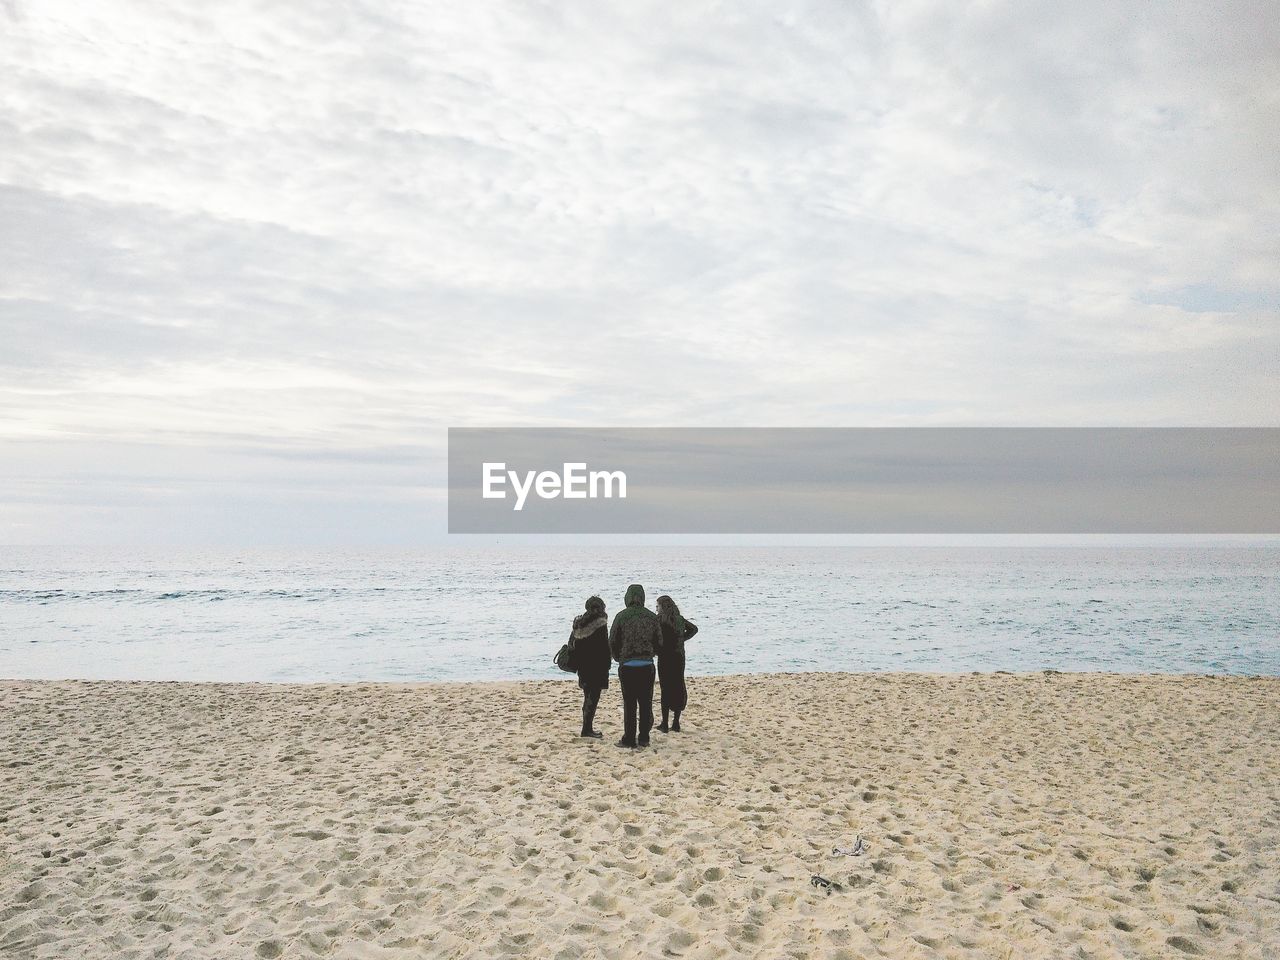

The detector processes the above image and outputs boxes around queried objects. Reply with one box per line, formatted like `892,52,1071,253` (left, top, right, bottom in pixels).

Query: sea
1,546,1277,682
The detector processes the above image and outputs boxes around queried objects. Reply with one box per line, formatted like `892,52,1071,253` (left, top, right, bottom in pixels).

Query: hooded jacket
608,584,663,664
571,608,611,690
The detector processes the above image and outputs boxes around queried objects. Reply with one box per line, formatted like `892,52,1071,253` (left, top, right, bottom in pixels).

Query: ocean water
0,546,1276,682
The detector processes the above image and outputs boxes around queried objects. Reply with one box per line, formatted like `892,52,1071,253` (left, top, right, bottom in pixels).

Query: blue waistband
622,658,653,667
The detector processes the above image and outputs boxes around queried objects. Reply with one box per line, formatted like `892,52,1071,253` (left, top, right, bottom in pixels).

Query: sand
1,673,1277,960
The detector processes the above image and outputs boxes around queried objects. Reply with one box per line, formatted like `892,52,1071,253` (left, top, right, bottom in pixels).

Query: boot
657,708,669,734
671,710,681,732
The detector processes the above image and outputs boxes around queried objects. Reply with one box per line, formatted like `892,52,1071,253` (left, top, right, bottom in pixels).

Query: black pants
618,662,655,745
581,686,602,733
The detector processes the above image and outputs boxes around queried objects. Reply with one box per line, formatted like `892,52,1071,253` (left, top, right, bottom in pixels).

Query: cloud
0,0,1277,540
1139,284,1280,314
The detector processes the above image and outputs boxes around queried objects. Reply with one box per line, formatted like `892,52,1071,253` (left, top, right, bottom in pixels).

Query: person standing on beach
608,584,663,749
570,596,611,738
655,595,698,733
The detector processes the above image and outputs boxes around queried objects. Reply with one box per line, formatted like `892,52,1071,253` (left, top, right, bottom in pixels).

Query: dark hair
585,595,605,615
656,594,680,626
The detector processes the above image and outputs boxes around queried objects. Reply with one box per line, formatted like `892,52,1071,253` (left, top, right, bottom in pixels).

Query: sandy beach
1,673,1277,959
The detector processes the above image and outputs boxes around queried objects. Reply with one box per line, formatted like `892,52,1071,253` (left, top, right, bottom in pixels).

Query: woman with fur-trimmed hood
570,596,611,738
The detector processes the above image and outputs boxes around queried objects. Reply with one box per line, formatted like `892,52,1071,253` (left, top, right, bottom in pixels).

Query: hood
624,584,645,607
572,612,608,638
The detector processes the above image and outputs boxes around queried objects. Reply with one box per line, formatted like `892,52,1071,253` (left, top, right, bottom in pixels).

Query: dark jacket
571,612,610,690
658,618,698,661
609,584,662,663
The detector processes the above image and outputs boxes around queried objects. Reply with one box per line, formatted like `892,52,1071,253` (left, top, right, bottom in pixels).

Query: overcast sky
1,0,1277,543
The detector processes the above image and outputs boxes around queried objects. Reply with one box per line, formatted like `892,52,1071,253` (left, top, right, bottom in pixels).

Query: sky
1,0,1278,544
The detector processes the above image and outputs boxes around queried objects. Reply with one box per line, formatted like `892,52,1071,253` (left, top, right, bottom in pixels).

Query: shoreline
3,667,1277,689
3,673,1277,958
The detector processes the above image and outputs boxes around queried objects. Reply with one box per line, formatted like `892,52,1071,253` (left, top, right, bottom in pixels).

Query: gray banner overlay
448,428,1280,533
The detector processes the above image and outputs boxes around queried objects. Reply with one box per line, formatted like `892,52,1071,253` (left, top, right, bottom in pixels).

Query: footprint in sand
586,892,618,911
664,929,696,952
